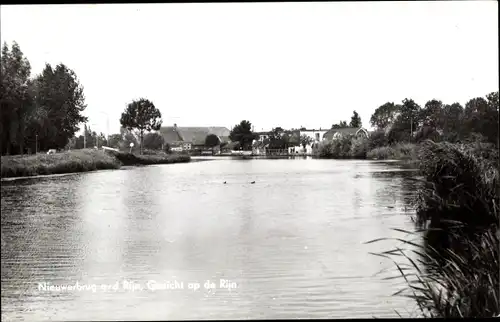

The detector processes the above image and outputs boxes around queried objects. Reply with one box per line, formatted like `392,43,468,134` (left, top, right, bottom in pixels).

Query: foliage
120,98,162,155
367,141,499,318
367,129,388,150
370,102,400,130
107,134,122,148
387,98,422,144
0,41,87,155
143,131,165,150
229,120,258,150
205,134,220,149
366,143,417,160
316,134,354,158
350,136,369,158
268,127,291,149
349,110,362,127
300,134,313,149
106,150,190,166
331,120,348,129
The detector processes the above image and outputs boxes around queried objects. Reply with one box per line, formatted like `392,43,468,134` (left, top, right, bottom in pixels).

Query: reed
367,140,499,317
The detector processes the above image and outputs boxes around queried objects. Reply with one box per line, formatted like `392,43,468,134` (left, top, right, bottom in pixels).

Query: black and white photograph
1,1,499,320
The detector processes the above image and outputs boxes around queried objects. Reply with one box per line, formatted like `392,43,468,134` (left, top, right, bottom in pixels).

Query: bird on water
223,181,227,184
251,181,255,184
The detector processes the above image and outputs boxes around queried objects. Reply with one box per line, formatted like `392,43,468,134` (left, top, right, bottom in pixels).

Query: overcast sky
1,2,498,135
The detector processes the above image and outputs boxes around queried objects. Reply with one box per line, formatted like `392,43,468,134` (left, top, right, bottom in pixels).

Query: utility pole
84,127,86,149
35,135,38,154
410,116,413,143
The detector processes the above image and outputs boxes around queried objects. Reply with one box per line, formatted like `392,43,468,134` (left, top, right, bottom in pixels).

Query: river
1,157,422,320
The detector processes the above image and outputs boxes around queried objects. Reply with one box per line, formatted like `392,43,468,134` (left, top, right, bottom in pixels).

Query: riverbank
0,149,191,179
370,140,499,317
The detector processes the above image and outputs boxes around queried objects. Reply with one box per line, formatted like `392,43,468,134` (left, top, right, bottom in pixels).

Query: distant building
160,124,230,152
298,128,329,154
299,128,329,143
323,127,369,141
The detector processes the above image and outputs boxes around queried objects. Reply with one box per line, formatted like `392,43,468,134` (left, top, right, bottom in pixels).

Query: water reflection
2,159,421,320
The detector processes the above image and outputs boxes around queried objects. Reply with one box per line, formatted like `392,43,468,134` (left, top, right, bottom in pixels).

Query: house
298,128,329,154
159,124,231,152
323,127,369,141
299,128,329,143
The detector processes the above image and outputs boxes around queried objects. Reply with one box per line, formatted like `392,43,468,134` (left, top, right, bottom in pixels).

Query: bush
367,129,388,150
106,150,191,166
316,134,354,158
366,143,418,160
350,136,369,158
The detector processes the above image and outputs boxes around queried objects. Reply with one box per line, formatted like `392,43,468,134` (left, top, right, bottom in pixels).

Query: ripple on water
1,159,420,320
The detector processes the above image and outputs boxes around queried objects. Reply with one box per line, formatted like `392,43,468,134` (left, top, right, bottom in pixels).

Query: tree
332,121,348,129
388,98,421,143
205,134,220,153
300,134,313,150
107,134,122,148
0,41,88,155
120,98,162,154
441,102,464,142
143,132,164,150
229,120,258,150
370,102,400,130
0,41,33,155
119,127,139,151
420,99,444,128
463,93,499,145
349,110,362,128
32,63,88,151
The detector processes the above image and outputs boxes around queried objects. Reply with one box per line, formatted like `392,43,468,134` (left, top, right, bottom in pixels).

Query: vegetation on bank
107,150,191,166
0,149,120,178
0,149,191,178
368,140,499,318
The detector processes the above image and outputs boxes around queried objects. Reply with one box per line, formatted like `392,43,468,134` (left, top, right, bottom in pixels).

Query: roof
159,127,183,143
323,127,366,140
160,126,230,145
299,128,328,132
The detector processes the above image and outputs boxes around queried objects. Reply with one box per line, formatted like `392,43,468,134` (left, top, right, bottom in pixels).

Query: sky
1,2,498,135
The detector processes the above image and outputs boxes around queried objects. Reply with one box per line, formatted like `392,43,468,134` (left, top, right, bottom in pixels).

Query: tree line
370,94,498,147
1,41,165,156
2,41,497,156
1,41,87,155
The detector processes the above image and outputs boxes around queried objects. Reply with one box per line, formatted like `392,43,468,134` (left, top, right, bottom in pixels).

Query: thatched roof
160,126,230,145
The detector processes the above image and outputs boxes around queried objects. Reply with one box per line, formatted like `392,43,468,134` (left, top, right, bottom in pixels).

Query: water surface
1,158,421,320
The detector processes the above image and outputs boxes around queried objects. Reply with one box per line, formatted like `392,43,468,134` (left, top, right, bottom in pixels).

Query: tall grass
106,150,191,166
0,149,121,178
366,143,418,161
367,140,499,317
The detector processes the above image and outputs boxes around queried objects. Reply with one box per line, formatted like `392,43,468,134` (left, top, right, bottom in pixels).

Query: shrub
367,129,388,150
350,136,369,158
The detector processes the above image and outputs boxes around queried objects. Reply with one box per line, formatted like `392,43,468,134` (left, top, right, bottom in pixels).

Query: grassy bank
1,149,191,178
1,149,121,178
369,140,499,317
107,150,191,166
